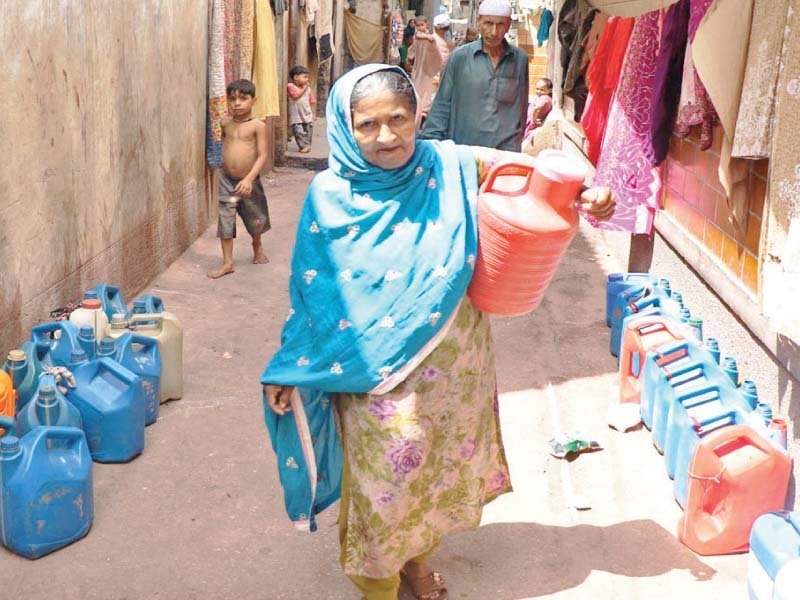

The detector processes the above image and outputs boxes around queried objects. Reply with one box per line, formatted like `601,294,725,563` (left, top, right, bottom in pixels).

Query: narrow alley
2,145,790,597
3,0,800,599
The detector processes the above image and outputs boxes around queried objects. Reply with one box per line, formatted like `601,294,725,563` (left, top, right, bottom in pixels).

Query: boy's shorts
217,172,271,239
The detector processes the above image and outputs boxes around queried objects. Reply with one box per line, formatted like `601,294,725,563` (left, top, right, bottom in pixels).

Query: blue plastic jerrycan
605,273,657,327
130,295,165,327
748,511,800,600
65,358,145,463
113,334,162,425
3,343,49,411
662,362,750,475
29,321,82,368
665,380,753,494
17,381,83,437
641,339,719,443
135,294,165,314
610,282,681,357
95,283,127,320
0,427,93,559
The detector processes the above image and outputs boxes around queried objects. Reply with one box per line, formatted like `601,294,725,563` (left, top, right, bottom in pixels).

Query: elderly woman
262,64,614,600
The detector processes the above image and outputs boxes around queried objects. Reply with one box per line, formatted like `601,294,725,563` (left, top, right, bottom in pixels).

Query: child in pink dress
523,78,553,141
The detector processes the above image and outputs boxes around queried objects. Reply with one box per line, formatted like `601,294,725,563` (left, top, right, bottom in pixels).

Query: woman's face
352,91,416,170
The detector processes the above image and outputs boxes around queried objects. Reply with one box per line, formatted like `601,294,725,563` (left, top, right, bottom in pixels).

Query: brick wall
662,127,768,294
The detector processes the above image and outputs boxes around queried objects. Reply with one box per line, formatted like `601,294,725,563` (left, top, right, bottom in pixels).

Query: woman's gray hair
350,69,417,113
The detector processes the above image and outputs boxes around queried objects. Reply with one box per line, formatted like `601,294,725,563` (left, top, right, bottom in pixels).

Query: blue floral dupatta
261,64,479,531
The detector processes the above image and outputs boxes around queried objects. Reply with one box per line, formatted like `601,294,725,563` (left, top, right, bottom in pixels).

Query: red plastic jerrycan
468,150,587,316
619,315,686,404
678,424,792,556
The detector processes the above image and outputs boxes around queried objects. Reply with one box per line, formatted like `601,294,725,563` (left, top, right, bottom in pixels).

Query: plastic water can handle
128,314,164,329
31,320,73,342
41,426,83,450
129,334,159,359
98,357,139,386
482,162,535,198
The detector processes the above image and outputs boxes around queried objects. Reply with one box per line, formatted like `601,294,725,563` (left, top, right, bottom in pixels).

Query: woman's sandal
400,567,448,600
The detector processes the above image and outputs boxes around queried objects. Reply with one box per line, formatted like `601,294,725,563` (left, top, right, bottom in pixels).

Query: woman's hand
264,384,296,415
578,186,616,221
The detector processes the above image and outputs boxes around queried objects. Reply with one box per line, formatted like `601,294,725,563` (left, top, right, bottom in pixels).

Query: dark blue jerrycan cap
98,338,117,357
70,349,88,364
37,386,57,406
1,436,20,453
78,326,95,338
84,290,99,300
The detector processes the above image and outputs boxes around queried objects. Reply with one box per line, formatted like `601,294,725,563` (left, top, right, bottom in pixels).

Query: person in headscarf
261,64,615,600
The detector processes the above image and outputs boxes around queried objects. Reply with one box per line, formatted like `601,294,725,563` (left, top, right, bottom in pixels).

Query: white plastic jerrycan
69,294,110,341
128,313,183,403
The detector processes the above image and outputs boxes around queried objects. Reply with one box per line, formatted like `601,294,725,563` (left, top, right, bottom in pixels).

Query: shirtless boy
207,79,270,279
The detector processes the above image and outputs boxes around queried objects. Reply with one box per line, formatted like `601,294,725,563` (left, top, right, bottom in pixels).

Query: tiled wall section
662,127,768,294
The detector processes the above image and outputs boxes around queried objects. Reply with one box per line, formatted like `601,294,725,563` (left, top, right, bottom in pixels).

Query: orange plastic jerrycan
0,370,15,435
619,315,686,404
678,424,792,556
468,149,587,316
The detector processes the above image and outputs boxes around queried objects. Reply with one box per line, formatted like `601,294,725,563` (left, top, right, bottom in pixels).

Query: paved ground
3,140,797,598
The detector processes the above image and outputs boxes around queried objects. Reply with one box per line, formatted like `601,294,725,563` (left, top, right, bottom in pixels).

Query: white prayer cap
478,0,512,17
433,13,451,28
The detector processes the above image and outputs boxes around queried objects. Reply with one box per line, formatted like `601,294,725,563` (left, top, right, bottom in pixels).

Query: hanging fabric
765,0,800,262
581,17,635,165
316,0,335,61
252,0,281,118
537,8,554,47
559,0,599,121
224,0,243,83
674,0,717,151
591,10,662,234
271,0,288,15
240,0,256,79
648,0,690,165
344,11,385,65
587,0,680,15
732,0,791,160
207,0,227,168
692,0,755,229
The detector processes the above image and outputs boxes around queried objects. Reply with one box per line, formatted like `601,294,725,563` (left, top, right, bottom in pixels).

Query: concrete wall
0,0,211,352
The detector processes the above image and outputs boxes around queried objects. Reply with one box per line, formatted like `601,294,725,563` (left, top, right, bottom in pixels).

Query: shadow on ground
421,519,716,600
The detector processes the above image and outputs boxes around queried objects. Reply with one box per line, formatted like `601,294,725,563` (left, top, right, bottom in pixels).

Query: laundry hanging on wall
765,0,800,261
581,16,635,165
732,0,791,160
240,0,256,78
343,11,385,65
648,0,690,165
558,0,600,121
674,0,718,151
252,0,280,119
692,0,756,230
207,0,228,168
591,10,662,234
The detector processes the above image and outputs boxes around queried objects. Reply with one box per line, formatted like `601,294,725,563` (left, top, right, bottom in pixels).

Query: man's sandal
400,568,448,600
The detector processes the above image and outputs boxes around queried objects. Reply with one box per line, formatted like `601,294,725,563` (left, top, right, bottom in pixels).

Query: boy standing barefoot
207,79,271,279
